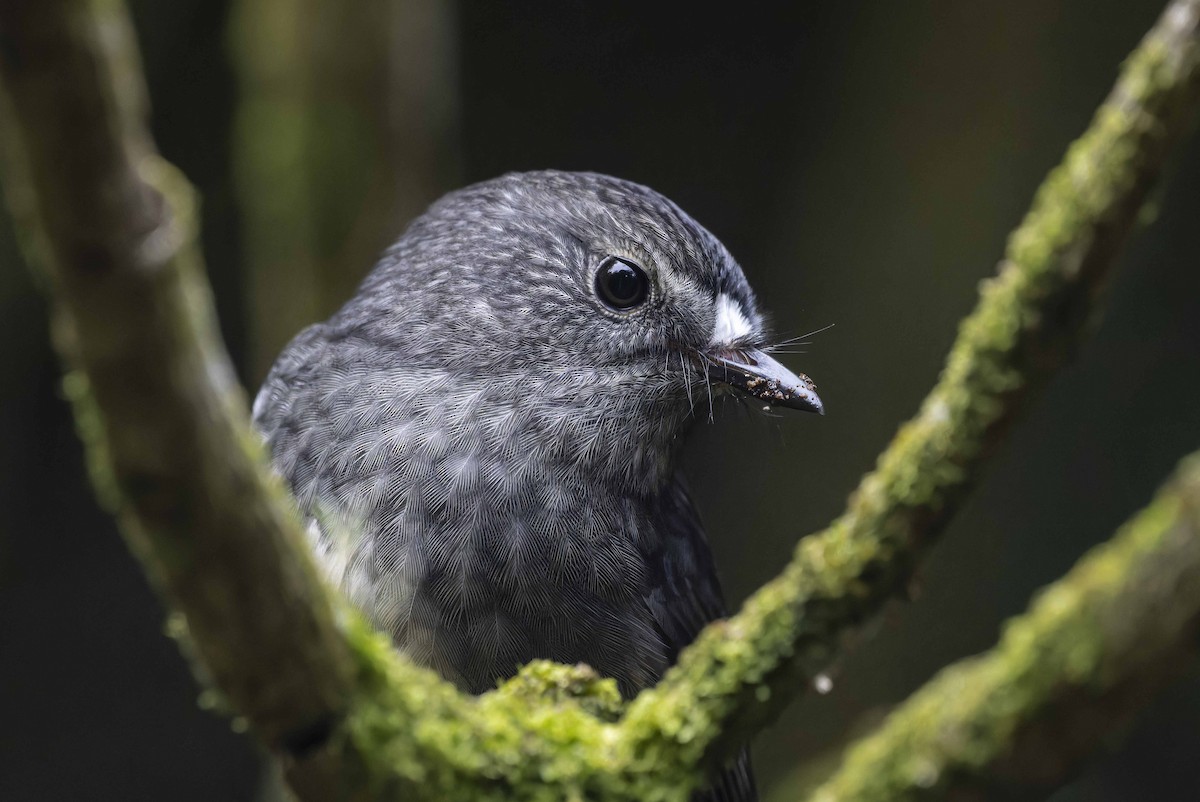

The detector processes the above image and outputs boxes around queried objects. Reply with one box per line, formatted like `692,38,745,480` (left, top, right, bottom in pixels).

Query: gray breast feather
253,328,719,695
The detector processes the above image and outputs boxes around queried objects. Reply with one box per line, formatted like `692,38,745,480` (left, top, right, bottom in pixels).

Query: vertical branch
0,0,354,753
230,0,462,379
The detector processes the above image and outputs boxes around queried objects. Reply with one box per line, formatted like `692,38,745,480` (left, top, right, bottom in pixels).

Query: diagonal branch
0,4,615,800
619,0,1200,777
0,0,355,753
805,449,1200,802
230,0,461,379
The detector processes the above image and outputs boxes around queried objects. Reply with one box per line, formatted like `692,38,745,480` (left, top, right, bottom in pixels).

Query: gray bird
253,171,822,801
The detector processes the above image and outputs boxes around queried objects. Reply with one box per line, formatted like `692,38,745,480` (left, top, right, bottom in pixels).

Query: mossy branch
0,3,671,800
619,0,1200,776
2,0,1200,801
0,0,355,755
805,449,1200,802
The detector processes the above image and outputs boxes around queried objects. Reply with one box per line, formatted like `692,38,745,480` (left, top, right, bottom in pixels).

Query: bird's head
329,171,822,486
347,170,820,407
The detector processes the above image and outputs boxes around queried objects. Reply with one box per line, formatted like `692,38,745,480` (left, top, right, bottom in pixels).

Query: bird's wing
642,473,757,802
642,472,729,663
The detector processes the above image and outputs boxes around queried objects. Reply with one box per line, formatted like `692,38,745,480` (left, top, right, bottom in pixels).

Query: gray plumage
253,171,822,801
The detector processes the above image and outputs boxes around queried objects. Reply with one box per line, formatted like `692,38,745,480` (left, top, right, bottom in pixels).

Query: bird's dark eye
595,256,649,310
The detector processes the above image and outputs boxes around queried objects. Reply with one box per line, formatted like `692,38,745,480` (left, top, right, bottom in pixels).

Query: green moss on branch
806,451,1200,802
620,0,1200,778
0,0,354,753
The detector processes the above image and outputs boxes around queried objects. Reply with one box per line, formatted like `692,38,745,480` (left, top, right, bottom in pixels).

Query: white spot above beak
711,293,753,345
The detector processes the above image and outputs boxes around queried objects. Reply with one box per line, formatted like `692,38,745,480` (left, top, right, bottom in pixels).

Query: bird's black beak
703,347,824,414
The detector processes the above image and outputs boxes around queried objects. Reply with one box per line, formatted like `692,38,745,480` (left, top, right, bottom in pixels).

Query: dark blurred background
3,2,1199,800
